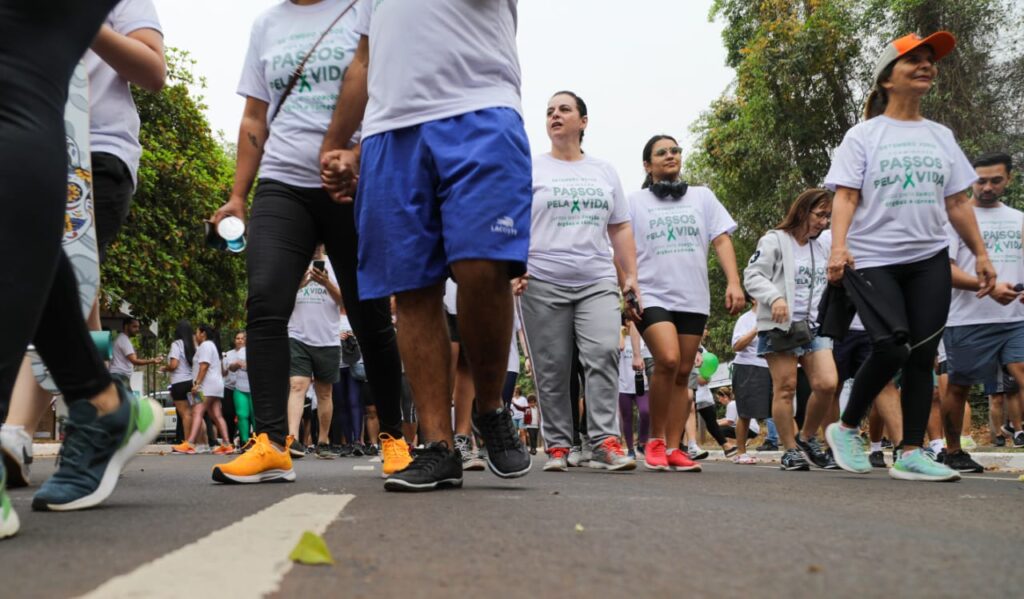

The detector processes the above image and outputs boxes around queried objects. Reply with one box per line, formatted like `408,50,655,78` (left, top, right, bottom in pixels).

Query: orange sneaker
380,433,412,478
172,441,195,455
212,444,234,455
211,433,295,484
666,448,702,472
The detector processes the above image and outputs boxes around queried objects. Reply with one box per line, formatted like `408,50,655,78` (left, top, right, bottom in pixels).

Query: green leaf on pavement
289,531,334,566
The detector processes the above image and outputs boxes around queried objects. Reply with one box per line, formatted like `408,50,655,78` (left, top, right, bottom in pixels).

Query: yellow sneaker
380,433,412,478
171,441,195,455
211,433,295,484
213,444,234,456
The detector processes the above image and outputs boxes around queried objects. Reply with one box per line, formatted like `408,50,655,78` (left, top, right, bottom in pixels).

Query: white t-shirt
630,186,737,314
110,333,136,376
618,343,647,394
695,383,714,408
193,340,225,398
511,394,529,419
223,349,240,389
233,346,250,393
947,203,1024,326
443,279,458,316
84,0,162,188
725,400,760,434
731,310,767,368
824,116,977,269
507,310,521,374
355,0,522,139
528,154,630,286
288,257,342,347
238,0,362,188
525,405,540,429
790,237,828,322
167,339,193,385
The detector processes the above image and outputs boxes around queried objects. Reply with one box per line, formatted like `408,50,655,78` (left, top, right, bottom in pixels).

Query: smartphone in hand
313,259,326,272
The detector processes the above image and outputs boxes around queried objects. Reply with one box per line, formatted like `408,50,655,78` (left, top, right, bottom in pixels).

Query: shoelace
56,421,113,470
601,437,625,456
383,440,407,461
404,447,448,474
480,412,519,451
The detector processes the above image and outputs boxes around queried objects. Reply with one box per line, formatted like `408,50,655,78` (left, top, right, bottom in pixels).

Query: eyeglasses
653,146,683,157
811,211,831,220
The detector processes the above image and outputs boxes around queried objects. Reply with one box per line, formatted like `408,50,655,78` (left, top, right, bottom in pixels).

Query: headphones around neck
649,180,689,200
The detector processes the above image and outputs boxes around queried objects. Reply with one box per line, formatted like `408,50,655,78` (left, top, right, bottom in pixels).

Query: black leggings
246,180,404,446
0,0,119,408
840,250,950,447
697,404,728,447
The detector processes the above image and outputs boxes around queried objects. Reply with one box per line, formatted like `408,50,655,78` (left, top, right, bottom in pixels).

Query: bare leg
287,376,312,439
451,260,512,413
6,357,52,436
207,398,231,444
452,343,475,436
395,282,453,446
185,403,208,444
735,417,751,455
766,353,799,450
989,393,1005,442
666,334,702,450
798,350,838,441
173,399,192,443
314,380,333,445
642,323,680,440
365,405,379,445
683,403,697,448
942,383,971,452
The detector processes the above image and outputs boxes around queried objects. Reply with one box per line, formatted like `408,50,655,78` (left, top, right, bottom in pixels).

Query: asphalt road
3,453,1022,598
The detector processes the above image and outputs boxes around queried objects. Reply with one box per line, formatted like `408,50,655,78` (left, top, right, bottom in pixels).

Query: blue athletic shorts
355,107,532,300
944,321,1024,386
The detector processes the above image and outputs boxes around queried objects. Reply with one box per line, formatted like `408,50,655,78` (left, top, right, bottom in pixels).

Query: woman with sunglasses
518,90,641,472
629,135,745,472
824,33,994,481
744,189,838,471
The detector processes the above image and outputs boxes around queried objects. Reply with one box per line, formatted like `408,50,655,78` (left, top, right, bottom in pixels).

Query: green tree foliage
691,0,1023,356
102,49,245,344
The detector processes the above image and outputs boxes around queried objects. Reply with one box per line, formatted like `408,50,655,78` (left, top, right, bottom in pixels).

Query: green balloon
698,352,719,380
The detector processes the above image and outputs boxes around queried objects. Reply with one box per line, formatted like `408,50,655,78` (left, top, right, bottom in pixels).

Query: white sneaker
0,424,32,488
567,445,583,467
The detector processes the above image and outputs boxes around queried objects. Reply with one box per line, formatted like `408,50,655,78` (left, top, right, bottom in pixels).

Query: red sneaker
643,438,669,471
667,448,702,472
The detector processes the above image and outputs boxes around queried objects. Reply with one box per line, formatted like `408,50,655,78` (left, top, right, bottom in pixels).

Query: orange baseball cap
872,32,956,83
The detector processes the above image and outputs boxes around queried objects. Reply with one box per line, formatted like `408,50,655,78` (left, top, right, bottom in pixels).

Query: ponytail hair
863,62,896,120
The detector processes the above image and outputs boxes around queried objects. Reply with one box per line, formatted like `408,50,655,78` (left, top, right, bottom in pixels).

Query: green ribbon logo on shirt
666,226,677,242
571,199,581,213
902,167,916,190
298,74,313,93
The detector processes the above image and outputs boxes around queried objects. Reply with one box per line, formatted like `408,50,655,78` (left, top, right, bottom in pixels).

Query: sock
929,439,944,453
870,441,882,453
666,448,677,455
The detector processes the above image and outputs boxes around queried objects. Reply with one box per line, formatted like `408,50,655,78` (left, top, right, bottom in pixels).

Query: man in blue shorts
942,152,1024,472
320,0,532,491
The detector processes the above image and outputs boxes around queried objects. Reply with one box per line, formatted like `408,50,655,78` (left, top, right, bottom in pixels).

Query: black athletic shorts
833,329,871,383
92,152,134,263
638,307,707,336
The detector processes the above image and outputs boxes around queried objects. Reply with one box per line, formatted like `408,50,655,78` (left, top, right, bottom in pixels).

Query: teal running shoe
825,423,871,474
33,383,161,511
889,448,961,482
1,460,19,539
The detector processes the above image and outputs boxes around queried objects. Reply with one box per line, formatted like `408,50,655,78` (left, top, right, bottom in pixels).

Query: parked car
146,389,178,443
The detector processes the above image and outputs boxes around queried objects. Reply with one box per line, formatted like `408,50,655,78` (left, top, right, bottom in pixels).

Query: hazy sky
154,0,734,191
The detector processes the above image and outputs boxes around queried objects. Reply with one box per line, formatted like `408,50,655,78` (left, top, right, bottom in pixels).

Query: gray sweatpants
519,278,621,450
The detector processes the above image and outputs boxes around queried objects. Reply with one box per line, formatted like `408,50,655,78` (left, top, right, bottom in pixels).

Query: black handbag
765,233,816,352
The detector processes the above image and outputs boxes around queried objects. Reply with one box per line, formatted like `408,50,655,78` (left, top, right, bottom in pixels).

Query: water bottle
635,371,645,396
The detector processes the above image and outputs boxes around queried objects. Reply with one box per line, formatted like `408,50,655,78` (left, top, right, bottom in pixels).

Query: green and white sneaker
1,460,19,539
825,423,871,474
889,448,961,482
33,383,162,511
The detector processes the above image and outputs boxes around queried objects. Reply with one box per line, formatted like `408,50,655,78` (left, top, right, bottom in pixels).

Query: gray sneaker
587,438,636,471
567,445,584,467
0,424,33,488
543,448,569,472
454,434,485,471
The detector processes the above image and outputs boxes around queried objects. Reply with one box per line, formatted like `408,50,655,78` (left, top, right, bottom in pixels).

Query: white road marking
79,493,354,599
353,465,374,471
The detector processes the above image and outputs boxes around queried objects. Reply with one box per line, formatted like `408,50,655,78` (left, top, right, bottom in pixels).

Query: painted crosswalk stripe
353,465,375,471
79,493,354,598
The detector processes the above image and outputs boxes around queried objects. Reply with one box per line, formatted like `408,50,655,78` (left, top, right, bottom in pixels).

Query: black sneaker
756,440,779,452
869,450,887,468
779,448,809,471
289,441,306,459
365,444,379,457
823,449,840,470
315,443,334,460
994,435,1006,448
1000,423,1016,438
472,404,532,478
881,437,893,449
351,444,365,457
1014,431,1024,449
935,449,947,463
795,435,830,469
943,449,983,473
383,441,463,492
